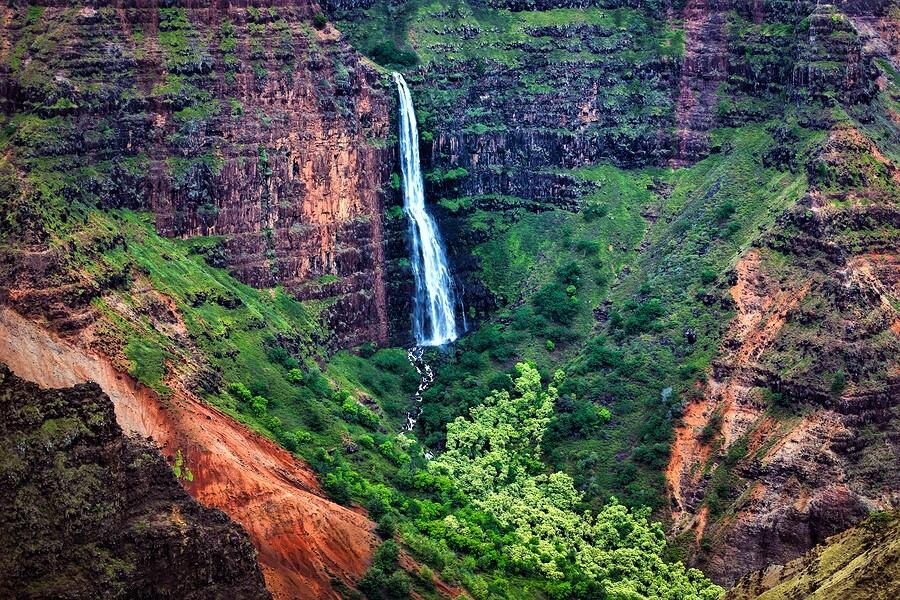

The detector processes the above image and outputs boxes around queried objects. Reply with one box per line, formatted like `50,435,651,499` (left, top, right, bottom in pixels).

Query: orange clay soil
0,306,377,600
666,249,811,527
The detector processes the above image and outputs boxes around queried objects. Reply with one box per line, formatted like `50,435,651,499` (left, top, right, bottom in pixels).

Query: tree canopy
431,363,722,599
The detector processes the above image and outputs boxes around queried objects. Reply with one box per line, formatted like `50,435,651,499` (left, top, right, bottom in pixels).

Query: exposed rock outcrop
667,125,900,585
724,510,900,599
670,0,729,166
0,362,271,600
0,1,392,347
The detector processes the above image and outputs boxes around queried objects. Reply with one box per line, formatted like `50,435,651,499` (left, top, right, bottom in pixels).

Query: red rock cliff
0,305,379,599
0,0,392,347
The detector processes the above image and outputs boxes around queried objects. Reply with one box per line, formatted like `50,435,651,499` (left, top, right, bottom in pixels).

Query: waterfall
393,73,459,346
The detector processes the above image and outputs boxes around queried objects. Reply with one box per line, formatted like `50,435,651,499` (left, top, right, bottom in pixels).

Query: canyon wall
0,306,380,599
0,0,897,593
335,0,899,586
1,0,393,347
666,124,900,583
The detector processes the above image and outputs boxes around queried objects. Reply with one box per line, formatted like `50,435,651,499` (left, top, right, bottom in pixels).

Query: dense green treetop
431,363,723,598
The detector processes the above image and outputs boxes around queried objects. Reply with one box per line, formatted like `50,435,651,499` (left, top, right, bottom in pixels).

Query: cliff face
670,0,729,166
1,0,392,347
335,0,899,587
0,306,380,599
666,123,900,584
724,510,900,600
0,361,271,600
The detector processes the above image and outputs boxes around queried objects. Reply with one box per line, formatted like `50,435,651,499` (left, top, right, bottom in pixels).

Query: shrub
374,540,399,571
533,283,579,325
265,340,299,370
551,399,612,438
699,268,717,285
418,565,435,589
632,442,670,469
616,298,664,335
831,370,847,395
699,412,722,444
556,261,581,286
379,441,405,465
323,472,353,505
280,431,298,451
582,202,609,222
250,395,268,417
368,40,417,67
312,12,327,30
584,339,623,369
574,239,601,256
266,415,282,432
376,514,397,539
286,368,304,384
384,571,411,599
714,201,736,222
341,399,380,429
228,382,253,403
372,348,413,374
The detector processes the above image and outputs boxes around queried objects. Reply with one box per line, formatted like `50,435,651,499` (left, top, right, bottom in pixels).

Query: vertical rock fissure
393,72,459,346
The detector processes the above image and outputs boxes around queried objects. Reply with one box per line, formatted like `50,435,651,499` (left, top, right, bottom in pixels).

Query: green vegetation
359,541,413,599
40,202,725,596
419,124,817,511
429,363,722,598
172,449,194,482
124,336,171,397
5,1,897,597
336,0,675,158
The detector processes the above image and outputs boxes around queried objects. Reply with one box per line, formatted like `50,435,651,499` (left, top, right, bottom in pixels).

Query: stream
405,346,434,432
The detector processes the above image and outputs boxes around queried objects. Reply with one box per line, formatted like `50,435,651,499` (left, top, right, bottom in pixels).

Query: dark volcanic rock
0,363,271,600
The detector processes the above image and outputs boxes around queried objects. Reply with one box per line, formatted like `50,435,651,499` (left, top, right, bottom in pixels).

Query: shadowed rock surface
724,510,900,599
0,362,271,600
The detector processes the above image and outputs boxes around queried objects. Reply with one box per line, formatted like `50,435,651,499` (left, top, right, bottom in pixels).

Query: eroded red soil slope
0,306,377,599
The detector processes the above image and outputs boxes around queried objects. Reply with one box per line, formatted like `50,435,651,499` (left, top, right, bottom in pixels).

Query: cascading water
404,346,434,432
393,72,459,347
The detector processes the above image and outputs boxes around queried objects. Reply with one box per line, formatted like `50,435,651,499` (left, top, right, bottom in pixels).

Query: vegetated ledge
0,362,271,600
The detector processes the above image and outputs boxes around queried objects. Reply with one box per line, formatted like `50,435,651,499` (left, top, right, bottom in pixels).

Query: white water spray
393,72,459,346
404,346,434,433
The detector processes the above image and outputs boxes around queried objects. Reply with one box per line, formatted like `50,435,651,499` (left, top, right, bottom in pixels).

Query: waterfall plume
393,72,459,346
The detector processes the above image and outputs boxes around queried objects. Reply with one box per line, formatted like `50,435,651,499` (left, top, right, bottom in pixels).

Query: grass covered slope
0,198,720,598
724,511,900,600
418,122,819,511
